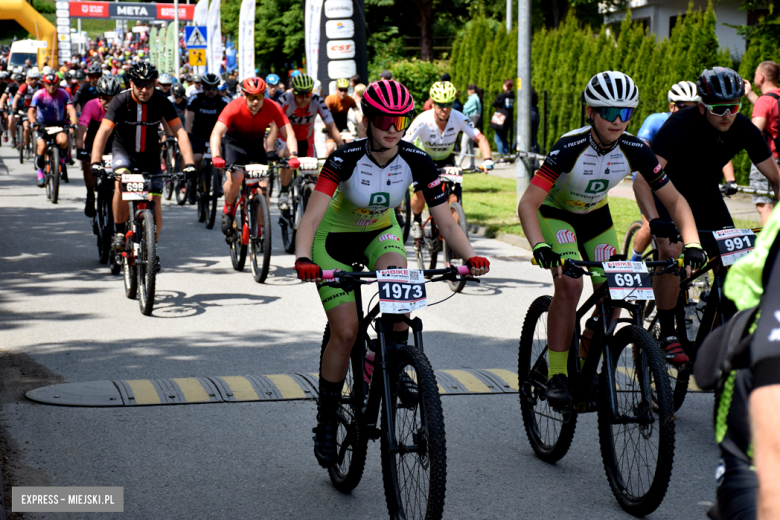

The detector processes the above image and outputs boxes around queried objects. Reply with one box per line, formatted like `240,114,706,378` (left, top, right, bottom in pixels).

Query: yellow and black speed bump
24,368,702,407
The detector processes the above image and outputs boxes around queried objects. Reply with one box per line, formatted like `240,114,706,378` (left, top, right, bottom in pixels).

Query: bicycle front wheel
381,345,447,520
206,166,219,229
49,146,60,204
97,190,113,265
136,210,157,316
175,179,189,205
443,202,468,293
197,170,208,223
123,225,137,299
250,195,272,283
319,325,368,492
518,295,577,463
598,325,675,517
229,205,247,271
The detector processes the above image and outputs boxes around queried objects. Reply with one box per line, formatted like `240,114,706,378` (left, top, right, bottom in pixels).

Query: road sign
189,49,207,66
185,26,207,49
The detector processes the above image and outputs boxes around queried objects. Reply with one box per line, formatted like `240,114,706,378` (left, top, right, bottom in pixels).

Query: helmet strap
587,117,619,154
366,124,391,154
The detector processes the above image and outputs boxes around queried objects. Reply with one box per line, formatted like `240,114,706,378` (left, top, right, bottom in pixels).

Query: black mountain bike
319,264,473,520
415,166,472,293
196,143,220,229
116,169,182,315
519,258,678,517
93,154,120,274
161,135,179,201
15,112,33,164
279,157,322,254
37,123,74,204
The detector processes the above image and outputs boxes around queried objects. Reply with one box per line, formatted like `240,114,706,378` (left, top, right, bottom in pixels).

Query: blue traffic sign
185,26,208,49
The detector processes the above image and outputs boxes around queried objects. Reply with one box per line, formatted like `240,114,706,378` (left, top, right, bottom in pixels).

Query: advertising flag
238,0,255,80
207,0,222,75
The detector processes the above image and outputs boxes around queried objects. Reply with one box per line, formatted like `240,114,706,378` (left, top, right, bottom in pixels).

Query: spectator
490,79,515,161
452,90,463,113
349,74,361,96
23,59,32,72
185,75,202,98
380,70,392,80
458,84,482,169
744,60,780,224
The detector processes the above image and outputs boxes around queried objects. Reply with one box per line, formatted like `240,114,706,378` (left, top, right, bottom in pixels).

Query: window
669,14,686,37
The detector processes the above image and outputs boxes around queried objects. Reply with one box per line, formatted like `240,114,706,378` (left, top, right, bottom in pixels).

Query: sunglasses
294,92,312,98
704,103,741,116
245,94,264,101
134,80,155,90
371,114,412,132
337,88,349,93
435,102,453,109
202,86,217,91
596,106,634,123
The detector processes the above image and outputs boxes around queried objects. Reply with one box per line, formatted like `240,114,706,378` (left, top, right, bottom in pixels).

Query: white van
8,40,48,69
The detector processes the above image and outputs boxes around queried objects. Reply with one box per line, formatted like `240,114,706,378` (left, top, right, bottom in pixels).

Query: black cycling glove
266,150,279,162
532,243,561,269
681,243,707,271
91,162,105,178
182,164,197,180
723,181,739,196
649,218,680,243
76,148,90,161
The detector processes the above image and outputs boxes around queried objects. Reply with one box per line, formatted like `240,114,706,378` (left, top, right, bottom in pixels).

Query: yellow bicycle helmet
335,78,350,90
429,81,457,104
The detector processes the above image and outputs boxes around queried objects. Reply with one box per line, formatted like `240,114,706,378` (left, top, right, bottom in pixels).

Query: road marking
218,376,259,401
266,374,306,399
123,380,161,405
440,370,491,393
172,378,212,403
485,369,519,390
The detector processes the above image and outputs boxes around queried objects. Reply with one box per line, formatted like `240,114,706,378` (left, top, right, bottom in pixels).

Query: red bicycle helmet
241,77,266,96
42,72,59,85
361,80,414,118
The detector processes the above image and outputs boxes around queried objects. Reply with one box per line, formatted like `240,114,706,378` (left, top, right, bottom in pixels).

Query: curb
467,224,531,251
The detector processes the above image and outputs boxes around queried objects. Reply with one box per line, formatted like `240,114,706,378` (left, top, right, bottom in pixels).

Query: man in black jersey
169,83,187,122
185,73,227,196
73,63,102,113
90,62,195,258
634,67,780,365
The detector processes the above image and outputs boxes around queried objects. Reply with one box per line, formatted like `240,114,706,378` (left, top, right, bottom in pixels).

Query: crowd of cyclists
4,38,780,517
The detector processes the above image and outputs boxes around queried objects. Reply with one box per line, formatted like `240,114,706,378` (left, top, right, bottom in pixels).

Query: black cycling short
714,455,757,520
413,154,456,192
35,122,68,142
223,136,267,168
190,137,209,155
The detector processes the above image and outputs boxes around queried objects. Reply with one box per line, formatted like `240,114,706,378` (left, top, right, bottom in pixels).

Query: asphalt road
0,143,719,519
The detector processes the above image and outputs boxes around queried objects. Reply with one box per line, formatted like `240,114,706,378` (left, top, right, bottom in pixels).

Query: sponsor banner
69,2,193,20
207,0,222,75
326,19,354,39
304,0,325,83
238,0,256,80
324,0,353,18
326,39,355,59
327,59,356,80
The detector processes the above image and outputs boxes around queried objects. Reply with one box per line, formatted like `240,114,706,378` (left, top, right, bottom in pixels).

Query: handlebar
719,183,775,198
322,265,472,281
227,158,296,172
531,257,681,278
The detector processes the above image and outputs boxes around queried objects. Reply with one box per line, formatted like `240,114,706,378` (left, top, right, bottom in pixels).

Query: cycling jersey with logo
6,82,20,104
78,98,113,150
16,82,41,109
102,89,180,157
278,92,334,142
30,88,72,125
532,126,669,214
218,97,290,142
315,138,447,233
403,109,481,161
186,92,228,139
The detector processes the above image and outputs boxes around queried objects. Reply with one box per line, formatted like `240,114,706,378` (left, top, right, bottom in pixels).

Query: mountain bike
279,157,321,254
115,169,182,316
519,257,678,517
37,123,74,204
319,264,473,520
196,142,220,229
161,135,179,201
15,112,32,164
224,162,280,283
414,166,471,293
92,154,120,274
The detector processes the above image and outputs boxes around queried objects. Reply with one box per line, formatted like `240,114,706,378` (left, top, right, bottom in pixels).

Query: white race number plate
121,173,148,200
103,155,113,172
714,229,756,266
602,261,654,300
298,157,320,173
377,269,427,314
441,166,463,184
245,164,269,178
45,126,63,135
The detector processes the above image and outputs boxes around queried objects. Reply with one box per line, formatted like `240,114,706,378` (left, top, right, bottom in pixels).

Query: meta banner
68,2,195,21
305,0,367,96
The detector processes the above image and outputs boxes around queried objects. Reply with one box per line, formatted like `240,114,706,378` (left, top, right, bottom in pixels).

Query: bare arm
633,174,658,219
744,79,760,105
295,190,332,271
75,124,87,149
27,107,35,126
753,116,767,133
755,155,780,198
325,121,344,148
282,122,298,155
751,385,780,519
722,160,735,183
652,182,700,246
474,133,492,162
90,123,113,163
210,121,227,160
171,122,194,165
265,122,278,152
184,110,194,133
66,105,77,126
432,203,485,274
517,183,548,247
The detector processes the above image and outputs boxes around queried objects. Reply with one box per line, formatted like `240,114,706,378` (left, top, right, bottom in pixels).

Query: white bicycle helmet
668,81,701,103
583,71,639,108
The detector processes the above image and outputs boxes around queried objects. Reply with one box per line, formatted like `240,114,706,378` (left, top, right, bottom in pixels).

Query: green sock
548,350,568,378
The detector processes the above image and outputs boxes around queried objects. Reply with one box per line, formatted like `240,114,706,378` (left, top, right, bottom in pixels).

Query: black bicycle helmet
127,61,159,82
73,69,86,80
696,67,745,104
13,73,25,82
171,83,186,97
96,75,122,96
202,72,220,88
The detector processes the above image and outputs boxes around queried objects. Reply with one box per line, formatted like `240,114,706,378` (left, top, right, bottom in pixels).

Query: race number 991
724,236,751,251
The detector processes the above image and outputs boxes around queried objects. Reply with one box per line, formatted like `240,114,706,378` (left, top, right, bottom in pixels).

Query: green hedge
368,58,449,112
450,2,747,176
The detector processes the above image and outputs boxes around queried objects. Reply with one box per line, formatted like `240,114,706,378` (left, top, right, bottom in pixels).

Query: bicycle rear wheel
97,189,113,265
518,295,577,463
598,325,675,517
123,224,137,299
206,166,218,229
319,325,368,492
175,179,189,205
49,146,60,204
281,191,297,254
163,147,175,200
136,210,157,316
645,306,691,413
443,202,468,293
17,127,23,164
381,345,447,520
250,195,272,283
197,170,208,223
229,204,247,271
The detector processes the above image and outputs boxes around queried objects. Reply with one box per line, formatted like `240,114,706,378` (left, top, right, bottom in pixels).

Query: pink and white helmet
361,80,415,118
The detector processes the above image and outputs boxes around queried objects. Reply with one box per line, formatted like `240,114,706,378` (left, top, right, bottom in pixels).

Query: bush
32,0,56,14
368,57,448,109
